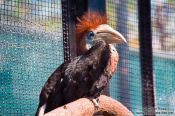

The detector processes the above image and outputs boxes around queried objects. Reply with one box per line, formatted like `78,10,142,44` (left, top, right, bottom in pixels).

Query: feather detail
38,104,46,116
76,12,107,55
76,12,107,42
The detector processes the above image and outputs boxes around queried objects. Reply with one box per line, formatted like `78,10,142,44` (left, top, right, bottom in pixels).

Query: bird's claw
91,98,100,110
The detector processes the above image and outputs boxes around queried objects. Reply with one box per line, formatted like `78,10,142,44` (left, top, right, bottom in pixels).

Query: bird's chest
106,45,119,76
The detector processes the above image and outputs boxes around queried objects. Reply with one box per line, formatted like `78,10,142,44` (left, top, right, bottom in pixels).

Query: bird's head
76,12,127,55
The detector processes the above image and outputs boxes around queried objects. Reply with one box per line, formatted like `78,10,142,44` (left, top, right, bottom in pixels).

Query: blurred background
0,0,175,115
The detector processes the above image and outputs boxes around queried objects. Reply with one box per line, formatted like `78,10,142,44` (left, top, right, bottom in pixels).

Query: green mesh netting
107,0,175,115
0,0,63,115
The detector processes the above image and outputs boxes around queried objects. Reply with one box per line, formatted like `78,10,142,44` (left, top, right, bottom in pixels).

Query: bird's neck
77,44,88,56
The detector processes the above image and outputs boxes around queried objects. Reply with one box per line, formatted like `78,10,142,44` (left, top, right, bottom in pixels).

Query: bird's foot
90,97,100,110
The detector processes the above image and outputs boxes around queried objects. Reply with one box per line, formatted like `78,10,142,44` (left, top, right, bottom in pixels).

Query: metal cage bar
88,0,106,13
138,0,155,115
61,0,89,61
61,0,77,61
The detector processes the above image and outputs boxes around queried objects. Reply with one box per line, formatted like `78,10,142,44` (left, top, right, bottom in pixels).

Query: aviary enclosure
0,0,175,115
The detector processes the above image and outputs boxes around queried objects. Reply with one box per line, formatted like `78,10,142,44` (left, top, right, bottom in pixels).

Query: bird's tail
35,104,46,116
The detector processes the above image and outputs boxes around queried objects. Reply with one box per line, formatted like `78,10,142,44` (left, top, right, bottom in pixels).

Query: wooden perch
44,95,133,116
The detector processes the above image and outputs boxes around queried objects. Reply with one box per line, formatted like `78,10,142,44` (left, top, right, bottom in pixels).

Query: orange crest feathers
76,12,107,40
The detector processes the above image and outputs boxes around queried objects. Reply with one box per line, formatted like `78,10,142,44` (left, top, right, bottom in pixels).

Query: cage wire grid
151,0,175,115
107,0,175,115
0,0,63,115
106,0,142,114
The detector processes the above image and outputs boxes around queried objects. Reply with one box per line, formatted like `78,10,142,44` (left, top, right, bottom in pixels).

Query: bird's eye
85,31,94,49
87,31,95,40
110,46,116,53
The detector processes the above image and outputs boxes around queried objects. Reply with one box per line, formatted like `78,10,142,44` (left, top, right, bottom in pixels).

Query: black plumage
35,40,116,115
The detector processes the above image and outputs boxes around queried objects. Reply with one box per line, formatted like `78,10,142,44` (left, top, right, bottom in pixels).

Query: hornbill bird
35,12,127,116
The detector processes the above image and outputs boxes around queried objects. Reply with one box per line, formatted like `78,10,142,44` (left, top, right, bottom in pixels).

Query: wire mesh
107,0,175,115
106,0,142,115
151,0,175,115
0,0,63,115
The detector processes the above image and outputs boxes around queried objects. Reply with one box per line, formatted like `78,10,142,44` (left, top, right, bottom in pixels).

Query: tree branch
44,95,133,116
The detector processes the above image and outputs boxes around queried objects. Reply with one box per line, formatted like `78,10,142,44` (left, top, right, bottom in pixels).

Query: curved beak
94,24,127,44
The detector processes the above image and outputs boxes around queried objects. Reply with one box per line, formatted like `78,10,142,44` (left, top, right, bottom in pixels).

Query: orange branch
44,95,133,116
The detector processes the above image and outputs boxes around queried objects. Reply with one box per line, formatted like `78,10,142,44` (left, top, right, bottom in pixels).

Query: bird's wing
35,62,68,116
36,56,83,115
38,62,67,105
39,53,85,105
45,40,107,105
43,40,106,102
38,40,108,114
